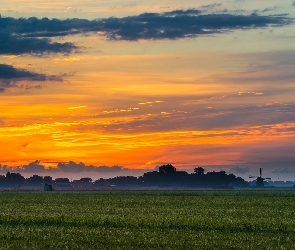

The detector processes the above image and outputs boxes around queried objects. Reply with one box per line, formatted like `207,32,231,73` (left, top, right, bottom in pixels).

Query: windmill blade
249,176,255,178
264,178,271,180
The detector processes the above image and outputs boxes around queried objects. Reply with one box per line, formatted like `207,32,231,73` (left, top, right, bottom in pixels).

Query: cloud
262,7,278,13
0,64,58,80
0,160,51,173
271,167,295,174
100,11,292,41
0,34,77,55
228,166,250,174
0,64,62,92
97,98,295,133
57,161,125,173
0,10,292,55
201,3,222,9
20,160,48,173
0,161,126,174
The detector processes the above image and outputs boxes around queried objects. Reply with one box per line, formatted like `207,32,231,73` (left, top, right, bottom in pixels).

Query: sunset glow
1,0,295,179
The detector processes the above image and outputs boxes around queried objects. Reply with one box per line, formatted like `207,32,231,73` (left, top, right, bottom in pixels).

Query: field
0,190,295,249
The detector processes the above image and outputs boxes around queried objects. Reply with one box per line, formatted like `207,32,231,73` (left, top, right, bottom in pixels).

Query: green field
0,190,295,249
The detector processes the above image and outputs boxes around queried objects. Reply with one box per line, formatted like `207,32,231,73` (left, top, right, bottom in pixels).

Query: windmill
249,168,271,187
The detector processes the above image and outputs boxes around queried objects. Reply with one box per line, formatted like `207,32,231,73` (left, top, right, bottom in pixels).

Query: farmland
0,190,295,249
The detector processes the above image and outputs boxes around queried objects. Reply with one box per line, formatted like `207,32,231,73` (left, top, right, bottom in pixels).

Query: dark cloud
0,10,292,55
20,160,48,173
57,161,125,173
0,161,126,174
0,64,62,92
0,34,77,55
161,9,202,16
201,3,222,9
101,12,292,41
0,17,79,55
0,64,58,80
262,7,277,13
0,160,52,173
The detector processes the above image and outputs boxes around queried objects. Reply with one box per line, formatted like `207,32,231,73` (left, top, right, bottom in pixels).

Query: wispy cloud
68,106,87,110
0,64,62,92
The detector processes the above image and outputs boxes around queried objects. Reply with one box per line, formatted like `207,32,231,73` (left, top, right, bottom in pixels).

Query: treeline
0,164,249,189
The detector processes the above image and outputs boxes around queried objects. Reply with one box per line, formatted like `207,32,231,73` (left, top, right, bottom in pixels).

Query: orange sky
1,0,295,180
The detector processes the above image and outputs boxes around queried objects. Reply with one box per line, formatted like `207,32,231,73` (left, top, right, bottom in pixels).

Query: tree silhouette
159,164,176,175
5,171,25,188
194,167,205,176
27,175,44,187
44,176,53,184
0,165,250,189
80,178,92,182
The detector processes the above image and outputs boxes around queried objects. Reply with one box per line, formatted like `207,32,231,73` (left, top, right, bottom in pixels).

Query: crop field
0,190,295,249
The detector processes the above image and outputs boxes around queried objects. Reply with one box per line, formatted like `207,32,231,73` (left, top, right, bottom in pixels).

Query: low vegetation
0,190,295,249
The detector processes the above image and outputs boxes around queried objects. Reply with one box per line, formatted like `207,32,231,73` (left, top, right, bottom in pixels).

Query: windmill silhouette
249,168,271,187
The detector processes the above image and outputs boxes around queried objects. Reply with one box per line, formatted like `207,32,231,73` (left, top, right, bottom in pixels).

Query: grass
0,190,295,249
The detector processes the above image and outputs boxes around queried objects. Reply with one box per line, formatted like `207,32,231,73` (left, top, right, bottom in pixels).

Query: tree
0,175,5,187
194,167,205,176
5,172,25,188
80,178,92,182
27,175,44,187
55,178,70,183
109,176,138,186
139,171,161,187
159,164,176,175
44,176,53,184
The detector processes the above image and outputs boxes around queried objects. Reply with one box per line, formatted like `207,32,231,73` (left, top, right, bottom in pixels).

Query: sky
1,0,295,180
